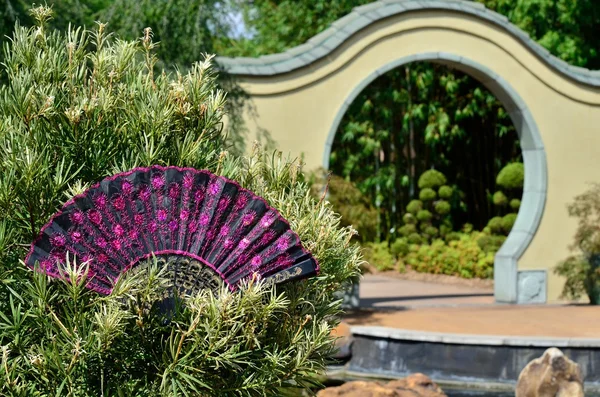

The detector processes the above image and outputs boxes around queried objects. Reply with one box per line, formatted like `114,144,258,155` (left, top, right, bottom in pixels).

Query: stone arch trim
320,52,547,303
216,0,600,88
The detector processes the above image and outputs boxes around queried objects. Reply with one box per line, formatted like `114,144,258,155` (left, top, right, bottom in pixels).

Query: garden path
345,274,600,338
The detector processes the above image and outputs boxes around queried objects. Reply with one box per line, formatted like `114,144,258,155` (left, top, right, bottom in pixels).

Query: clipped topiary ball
407,233,423,244
445,232,461,243
399,224,417,237
510,198,521,210
496,162,524,190
439,224,452,237
406,199,423,214
418,169,447,189
487,216,504,234
501,213,518,233
477,235,506,253
419,187,437,201
403,213,417,225
424,226,439,237
390,238,410,258
492,191,508,207
416,209,433,222
438,185,453,199
434,200,451,215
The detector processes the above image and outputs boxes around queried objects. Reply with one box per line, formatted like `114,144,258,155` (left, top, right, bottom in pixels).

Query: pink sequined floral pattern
25,166,319,295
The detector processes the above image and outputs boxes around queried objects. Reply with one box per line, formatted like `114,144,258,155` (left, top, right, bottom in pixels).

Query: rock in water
317,374,446,397
516,347,584,397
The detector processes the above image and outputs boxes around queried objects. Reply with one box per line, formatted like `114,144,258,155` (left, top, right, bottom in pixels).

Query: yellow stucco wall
218,3,600,303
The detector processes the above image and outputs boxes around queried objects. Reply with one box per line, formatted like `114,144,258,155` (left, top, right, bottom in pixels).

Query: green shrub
0,13,360,395
496,162,524,190
487,216,504,234
419,187,437,201
510,198,521,210
418,169,447,189
403,213,417,225
440,224,452,237
502,213,518,233
362,242,395,271
462,223,474,233
407,233,423,244
434,200,451,215
416,209,433,222
554,255,600,303
310,173,378,242
402,232,494,279
477,234,506,253
445,232,461,242
390,238,410,258
424,226,439,237
492,191,508,206
438,185,453,199
399,224,417,237
406,199,423,214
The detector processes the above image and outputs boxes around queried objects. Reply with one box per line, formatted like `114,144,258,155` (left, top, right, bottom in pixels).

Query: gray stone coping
216,0,600,87
351,326,600,348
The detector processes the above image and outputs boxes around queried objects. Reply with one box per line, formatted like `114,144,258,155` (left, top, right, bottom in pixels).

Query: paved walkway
344,274,600,338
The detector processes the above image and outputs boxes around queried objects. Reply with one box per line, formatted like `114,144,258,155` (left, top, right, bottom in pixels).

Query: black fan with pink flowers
25,166,319,297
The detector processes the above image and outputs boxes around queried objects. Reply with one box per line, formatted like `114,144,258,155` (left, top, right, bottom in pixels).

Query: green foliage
424,226,439,238
510,198,521,210
496,162,525,190
434,200,451,215
402,213,417,225
438,185,453,199
501,213,518,233
0,14,361,395
406,199,423,215
486,216,504,234
419,187,437,201
445,232,461,243
477,234,507,253
310,173,378,242
399,224,417,237
407,233,423,245
554,255,600,304
401,232,494,279
418,169,447,189
362,241,395,271
390,238,409,258
416,210,433,222
493,191,508,206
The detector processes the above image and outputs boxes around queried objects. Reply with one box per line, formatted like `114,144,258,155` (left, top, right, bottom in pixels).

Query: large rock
317,374,446,397
516,347,584,397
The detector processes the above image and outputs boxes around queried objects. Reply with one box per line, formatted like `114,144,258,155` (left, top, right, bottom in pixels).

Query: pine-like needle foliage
0,7,360,396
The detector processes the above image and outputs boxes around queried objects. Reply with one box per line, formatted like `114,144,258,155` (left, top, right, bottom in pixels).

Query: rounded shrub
445,232,461,242
399,224,417,237
416,209,433,222
492,191,508,207
390,238,410,258
496,162,524,190
477,235,506,253
502,213,518,233
403,213,417,225
419,187,437,201
438,185,453,199
362,242,395,271
418,169,447,189
434,200,451,215
440,224,452,237
407,233,423,244
406,199,423,214
510,198,521,210
487,216,504,234
424,226,439,237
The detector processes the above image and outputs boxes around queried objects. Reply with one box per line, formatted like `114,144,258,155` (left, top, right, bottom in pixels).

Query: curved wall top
217,0,600,87
215,0,600,305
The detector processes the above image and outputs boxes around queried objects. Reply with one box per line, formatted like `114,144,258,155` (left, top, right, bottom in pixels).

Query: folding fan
25,166,319,296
